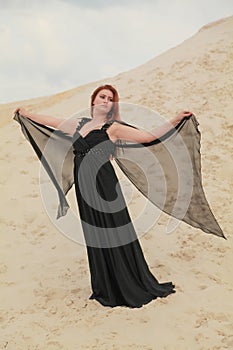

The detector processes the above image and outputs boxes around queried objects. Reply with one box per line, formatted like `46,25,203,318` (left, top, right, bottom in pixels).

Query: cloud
0,0,232,103
58,0,156,8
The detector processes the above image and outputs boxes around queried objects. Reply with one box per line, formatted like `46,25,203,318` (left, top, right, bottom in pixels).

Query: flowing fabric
13,112,225,239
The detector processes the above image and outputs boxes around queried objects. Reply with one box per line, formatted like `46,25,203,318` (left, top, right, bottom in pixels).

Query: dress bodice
73,117,116,160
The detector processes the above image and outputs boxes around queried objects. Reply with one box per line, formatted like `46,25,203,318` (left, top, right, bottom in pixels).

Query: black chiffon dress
73,118,175,308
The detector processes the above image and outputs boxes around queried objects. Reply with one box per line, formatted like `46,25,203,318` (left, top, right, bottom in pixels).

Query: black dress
73,118,175,308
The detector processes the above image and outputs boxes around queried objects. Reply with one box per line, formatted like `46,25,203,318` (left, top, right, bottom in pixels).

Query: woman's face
93,89,114,115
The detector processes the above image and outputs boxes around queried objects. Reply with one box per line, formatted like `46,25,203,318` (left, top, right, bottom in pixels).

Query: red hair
90,84,121,121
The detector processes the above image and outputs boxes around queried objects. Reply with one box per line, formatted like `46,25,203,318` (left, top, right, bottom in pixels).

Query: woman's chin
94,105,110,114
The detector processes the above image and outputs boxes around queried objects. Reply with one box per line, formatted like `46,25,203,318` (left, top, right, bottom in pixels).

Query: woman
14,84,194,308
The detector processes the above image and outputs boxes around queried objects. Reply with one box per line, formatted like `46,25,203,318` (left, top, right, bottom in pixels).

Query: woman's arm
110,111,193,143
14,107,77,135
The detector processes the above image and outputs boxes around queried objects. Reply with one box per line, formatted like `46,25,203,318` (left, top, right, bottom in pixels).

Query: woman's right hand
14,107,30,118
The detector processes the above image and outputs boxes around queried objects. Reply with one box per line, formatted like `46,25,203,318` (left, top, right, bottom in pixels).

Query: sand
0,16,233,350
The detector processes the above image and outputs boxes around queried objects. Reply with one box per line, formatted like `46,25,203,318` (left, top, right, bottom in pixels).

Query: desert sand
0,16,233,350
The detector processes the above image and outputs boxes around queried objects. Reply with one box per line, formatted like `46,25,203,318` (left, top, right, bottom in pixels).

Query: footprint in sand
195,315,209,328
0,264,8,274
20,170,29,175
139,315,150,324
195,310,229,328
25,193,39,198
0,153,11,161
48,305,57,315
205,274,222,284
31,177,39,184
222,335,233,348
1,341,9,349
199,284,208,290
152,263,172,277
191,268,223,285
45,340,63,349
26,155,38,162
169,249,195,261
24,212,36,224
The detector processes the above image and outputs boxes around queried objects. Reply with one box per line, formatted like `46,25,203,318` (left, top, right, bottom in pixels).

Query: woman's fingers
14,107,22,113
183,111,192,116
175,110,193,123
14,107,26,115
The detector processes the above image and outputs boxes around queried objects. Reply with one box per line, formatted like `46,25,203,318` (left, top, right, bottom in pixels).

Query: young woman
14,84,194,308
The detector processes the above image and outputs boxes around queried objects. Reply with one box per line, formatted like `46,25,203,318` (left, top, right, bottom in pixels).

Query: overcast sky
0,0,232,103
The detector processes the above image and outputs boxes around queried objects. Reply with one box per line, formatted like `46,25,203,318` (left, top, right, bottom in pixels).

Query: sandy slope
0,16,233,350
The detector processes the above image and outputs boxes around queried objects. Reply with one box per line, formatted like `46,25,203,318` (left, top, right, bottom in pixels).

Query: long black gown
73,118,175,308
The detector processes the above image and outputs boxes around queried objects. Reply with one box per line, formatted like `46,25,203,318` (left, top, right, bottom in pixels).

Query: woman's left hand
175,111,193,123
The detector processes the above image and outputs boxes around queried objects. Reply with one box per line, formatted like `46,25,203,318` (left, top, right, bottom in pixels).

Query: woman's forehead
98,89,113,97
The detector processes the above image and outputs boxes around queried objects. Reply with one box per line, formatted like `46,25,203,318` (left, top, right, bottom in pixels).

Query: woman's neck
91,112,108,124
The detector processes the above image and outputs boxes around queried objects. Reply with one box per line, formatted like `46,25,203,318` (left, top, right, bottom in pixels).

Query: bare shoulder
108,120,135,134
108,120,154,143
109,120,135,129
105,121,120,142
58,117,83,136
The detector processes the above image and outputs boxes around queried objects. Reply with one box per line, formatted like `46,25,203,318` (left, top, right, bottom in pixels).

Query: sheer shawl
13,112,225,238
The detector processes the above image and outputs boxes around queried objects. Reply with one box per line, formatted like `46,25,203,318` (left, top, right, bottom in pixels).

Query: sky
0,0,232,103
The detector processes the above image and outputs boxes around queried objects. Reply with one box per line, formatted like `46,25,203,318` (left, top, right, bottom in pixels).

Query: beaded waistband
75,148,107,159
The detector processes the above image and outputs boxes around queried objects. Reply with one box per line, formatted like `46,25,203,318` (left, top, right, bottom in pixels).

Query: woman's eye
99,95,113,101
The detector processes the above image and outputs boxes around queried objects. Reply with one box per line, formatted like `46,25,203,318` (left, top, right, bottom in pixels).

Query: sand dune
1,16,233,350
